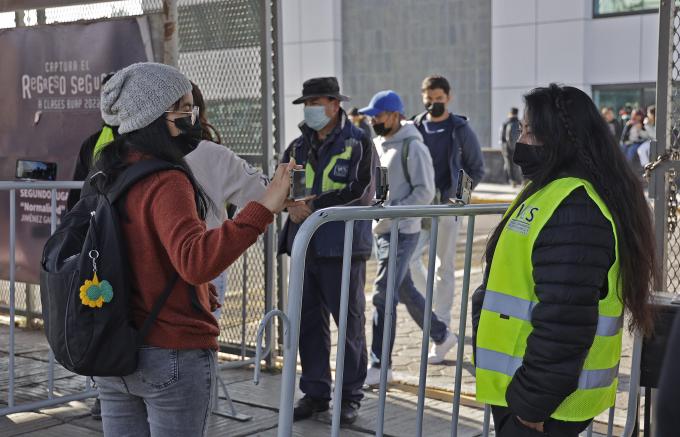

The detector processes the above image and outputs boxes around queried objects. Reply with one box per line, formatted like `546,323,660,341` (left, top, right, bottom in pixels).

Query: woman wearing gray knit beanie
91,62,299,437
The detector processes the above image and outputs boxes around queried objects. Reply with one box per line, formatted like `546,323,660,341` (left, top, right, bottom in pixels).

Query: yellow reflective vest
475,177,623,421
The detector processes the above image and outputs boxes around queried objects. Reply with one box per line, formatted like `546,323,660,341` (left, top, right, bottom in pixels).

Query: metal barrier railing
0,180,275,418
257,203,640,437
0,180,96,415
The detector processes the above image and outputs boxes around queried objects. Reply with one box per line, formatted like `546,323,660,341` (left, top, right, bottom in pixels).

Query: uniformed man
279,77,375,424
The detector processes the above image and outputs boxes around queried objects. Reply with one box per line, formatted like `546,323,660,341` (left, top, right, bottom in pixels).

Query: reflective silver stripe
482,290,536,321
476,347,522,376
476,347,619,390
596,315,623,337
482,289,622,337
577,365,619,390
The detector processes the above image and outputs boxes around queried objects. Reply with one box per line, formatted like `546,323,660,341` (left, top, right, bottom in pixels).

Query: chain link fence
0,0,281,356
650,0,680,292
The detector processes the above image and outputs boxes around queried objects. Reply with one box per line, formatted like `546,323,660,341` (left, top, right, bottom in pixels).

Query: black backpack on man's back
40,159,180,376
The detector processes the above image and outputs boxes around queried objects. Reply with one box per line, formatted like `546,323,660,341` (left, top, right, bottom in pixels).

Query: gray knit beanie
100,62,192,134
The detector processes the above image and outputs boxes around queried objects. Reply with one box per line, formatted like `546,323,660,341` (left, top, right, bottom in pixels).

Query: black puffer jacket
472,186,615,423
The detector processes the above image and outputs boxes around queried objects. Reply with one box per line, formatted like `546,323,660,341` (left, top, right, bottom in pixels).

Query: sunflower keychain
79,250,114,308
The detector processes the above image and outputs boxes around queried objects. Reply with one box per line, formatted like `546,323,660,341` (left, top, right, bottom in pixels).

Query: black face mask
512,142,547,179
426,102,446,118
174,116,203,147
373,122,391,137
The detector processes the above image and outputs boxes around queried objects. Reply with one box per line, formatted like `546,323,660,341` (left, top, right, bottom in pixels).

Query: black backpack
40,159,181,376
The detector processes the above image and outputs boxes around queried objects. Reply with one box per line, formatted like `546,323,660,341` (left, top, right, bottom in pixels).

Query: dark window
593,0,659,17
592,83,656,114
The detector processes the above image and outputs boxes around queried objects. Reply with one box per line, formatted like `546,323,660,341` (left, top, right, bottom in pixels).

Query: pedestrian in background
410,75,485,363
359,90,456,386
500,107,523,187
348,106,375,139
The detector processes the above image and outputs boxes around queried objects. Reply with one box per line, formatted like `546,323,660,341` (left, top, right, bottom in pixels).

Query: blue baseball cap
359,90,404,117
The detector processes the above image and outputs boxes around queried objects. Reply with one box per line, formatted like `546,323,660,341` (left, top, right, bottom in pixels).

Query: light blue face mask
304,105,331,131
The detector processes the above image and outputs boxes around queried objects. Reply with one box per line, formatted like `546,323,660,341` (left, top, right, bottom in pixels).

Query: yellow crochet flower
79,273,113,308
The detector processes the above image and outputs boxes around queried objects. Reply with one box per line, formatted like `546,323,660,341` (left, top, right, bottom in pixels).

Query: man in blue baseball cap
359,90,456,386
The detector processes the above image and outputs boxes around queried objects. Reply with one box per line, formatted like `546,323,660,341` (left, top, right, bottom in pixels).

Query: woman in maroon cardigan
91,62,296,437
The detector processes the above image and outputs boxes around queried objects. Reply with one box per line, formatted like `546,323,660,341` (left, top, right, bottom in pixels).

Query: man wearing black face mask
410,75,485,363
359,90,457,385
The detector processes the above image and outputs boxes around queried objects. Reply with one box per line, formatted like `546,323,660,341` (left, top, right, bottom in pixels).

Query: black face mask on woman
512,142,547,179
170,116,203,155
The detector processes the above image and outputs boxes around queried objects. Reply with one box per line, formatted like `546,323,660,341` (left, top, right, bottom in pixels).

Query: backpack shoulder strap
104,159,182,204
402,136,419,191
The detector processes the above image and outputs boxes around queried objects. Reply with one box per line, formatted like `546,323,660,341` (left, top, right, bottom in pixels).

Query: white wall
491,0,658,147
280,0,343,148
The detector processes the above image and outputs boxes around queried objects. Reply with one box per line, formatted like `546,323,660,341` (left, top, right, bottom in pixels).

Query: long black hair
93,113,211,220
190,81,222,145
485,83,657,334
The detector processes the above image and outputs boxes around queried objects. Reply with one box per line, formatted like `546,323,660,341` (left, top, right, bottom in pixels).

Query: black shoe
340,400,360,425
293,396,329,421
91,398,101,421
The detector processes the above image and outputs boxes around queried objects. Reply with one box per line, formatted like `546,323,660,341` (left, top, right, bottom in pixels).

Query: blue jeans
371,232,448,368
94,347,216,437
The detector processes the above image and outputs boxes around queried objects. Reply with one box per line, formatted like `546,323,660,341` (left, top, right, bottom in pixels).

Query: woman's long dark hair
485,83,657,334
191,81,223,145
93,114,210,220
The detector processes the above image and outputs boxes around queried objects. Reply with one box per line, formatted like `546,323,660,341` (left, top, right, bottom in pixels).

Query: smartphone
451,169,472,205
16,159,57,181
374,166,389,200
289,168,307,200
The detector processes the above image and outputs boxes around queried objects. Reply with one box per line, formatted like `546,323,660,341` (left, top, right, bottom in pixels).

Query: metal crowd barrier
0,180,275,419
0,180,96,416
255,203,644,437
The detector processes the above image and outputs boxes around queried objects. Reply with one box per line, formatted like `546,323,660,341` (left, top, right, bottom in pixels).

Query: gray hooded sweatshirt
373,121,436,235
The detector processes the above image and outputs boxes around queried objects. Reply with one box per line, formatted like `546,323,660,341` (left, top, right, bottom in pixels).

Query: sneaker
340,400,360,425
90,398,101,421
293,396,329,421
365,366,393,387
428,332,458,364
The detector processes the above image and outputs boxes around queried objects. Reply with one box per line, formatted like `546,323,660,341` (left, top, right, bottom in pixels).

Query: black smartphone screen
290,169,307,199
16,160,57,181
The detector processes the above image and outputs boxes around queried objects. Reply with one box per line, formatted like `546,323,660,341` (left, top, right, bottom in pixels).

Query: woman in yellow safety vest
472,83,656,436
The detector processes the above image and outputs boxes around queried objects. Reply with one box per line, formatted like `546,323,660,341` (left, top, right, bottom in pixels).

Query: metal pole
482,404,491,437
48,189,58,398
416,217,439,437
261,0,276,368
241,252,248,360
273,0,287,363
162,0,178,66
654,0,675,291
276,212,324,437
376,220,401,437
450,216,476,437
622,332,644,437
8,190,16,407
330,221,356,437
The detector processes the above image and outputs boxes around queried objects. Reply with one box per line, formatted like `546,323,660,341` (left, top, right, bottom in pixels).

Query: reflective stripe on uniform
475,347,618,390
482,289,623,337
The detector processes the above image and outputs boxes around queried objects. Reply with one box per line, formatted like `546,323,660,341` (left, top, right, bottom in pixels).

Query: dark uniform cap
292,77,350,105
